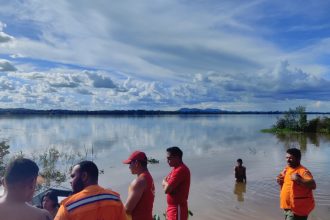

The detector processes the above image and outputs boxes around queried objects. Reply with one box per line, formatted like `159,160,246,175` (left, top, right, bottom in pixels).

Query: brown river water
0,115,329,219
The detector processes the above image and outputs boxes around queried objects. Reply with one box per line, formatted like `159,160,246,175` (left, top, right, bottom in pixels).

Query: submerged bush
271,106,330,134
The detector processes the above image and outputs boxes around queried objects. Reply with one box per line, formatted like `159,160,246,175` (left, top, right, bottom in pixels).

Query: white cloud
86,72,117,89
0,1,330,110
0,59,17,72
0,21,14,43
0,32,13,43
0,61,329,111
0,95,13,103
0,0,282,80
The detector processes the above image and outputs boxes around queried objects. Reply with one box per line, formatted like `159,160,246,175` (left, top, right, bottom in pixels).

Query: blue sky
0,0,330,111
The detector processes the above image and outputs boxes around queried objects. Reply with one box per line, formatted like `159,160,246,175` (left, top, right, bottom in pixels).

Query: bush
305,117,320,133
274,106,307,131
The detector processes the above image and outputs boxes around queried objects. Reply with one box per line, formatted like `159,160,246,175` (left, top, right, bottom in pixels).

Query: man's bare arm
125,177,146,214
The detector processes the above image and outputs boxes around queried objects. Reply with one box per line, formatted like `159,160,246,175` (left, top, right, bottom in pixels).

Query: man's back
235,165,246,182
0,199,51,220
55,185,126,220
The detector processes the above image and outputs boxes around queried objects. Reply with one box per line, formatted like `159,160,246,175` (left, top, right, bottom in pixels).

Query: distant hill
178,108,225,113
0,108,328,116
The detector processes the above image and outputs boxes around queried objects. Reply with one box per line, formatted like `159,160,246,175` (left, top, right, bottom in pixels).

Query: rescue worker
276,148,316,220
162,146,191,220
123,151,155,220
55,160,126,220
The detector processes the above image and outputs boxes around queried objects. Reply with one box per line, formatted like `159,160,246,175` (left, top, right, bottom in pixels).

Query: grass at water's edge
261,128,330,134
260,128,302,134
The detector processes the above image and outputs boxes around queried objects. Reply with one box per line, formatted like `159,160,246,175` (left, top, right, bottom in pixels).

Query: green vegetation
0,141,10,178
262,106,330,134
153,210,193,220
147,157,160,164
0,142,99,193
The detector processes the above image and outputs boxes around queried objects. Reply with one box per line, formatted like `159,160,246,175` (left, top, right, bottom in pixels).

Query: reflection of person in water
234,158,246,183
234,182,246,202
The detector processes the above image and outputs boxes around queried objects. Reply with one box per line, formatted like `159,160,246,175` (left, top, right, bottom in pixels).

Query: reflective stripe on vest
66,193,120,212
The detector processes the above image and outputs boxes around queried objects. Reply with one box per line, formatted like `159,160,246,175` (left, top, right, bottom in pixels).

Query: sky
0,0,330,111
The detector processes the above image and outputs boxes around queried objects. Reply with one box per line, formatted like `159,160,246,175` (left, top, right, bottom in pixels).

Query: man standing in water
123,151,155,220
277,148,316,220
234,158,246,183
162,146,191,220
0,158,52,220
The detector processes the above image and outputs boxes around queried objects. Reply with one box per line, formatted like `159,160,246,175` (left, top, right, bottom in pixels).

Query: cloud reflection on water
0,115,329,220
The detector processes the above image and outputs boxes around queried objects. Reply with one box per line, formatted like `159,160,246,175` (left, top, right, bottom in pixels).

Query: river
0,114,329,219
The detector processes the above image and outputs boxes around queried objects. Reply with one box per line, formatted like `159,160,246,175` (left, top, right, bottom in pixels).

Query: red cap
123,151,147,164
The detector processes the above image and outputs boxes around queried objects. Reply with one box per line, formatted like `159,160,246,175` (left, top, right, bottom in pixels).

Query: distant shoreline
0,108,329,116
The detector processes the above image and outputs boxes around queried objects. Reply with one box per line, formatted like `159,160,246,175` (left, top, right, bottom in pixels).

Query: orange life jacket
55,185,126,220
280,165,315,216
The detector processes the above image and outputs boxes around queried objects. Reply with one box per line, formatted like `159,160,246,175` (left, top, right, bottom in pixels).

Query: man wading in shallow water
162,146,191,220
277,148,316,220
234,158,246,183
0,158,52,220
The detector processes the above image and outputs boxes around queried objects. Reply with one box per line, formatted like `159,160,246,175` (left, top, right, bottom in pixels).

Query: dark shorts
284,210,308,220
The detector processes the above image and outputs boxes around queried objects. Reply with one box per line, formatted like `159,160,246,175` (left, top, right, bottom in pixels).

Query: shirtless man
234,158,246,183
123,151,155,220
0,158,52,220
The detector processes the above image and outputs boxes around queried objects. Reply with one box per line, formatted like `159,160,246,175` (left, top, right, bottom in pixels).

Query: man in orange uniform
123,151,155,220
162,146,190,220
55,160,126,220
276,148,316,220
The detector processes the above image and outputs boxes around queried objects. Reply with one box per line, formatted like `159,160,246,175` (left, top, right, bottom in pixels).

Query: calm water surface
0,115,329,220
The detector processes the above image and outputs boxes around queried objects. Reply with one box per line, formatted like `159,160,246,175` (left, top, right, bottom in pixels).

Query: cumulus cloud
0,76,16,90
0,61,329,110
86,72,117,89
0,1,330,110
47,75,80,88
0,60,17,72
0,32,13,43
76,88,93,95
0,95,13,103
172,60,330,107
0,22,14,43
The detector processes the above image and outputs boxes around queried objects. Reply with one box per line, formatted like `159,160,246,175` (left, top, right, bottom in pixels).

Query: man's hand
162,178,174,194
291,173,302,183
162,178,167,189
290,173,316,189
276,174,284,185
